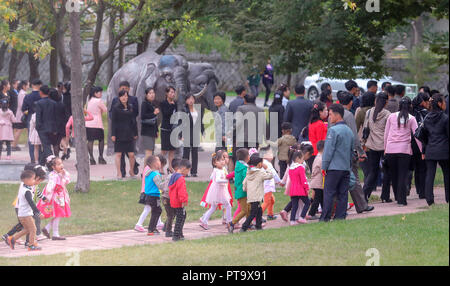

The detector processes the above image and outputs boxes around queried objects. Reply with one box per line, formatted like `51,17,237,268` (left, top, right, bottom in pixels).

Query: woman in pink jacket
384,97,422,206
85,86,107,165
288,150,311,225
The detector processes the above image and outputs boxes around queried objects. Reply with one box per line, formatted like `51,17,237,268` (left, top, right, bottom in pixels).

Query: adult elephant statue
106,51,218,155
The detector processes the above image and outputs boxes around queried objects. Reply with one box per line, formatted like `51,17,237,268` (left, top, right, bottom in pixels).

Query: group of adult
280,80,449,209
0,78,110,168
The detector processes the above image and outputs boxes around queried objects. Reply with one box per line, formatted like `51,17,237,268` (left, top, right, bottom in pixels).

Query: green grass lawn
1,204,447,266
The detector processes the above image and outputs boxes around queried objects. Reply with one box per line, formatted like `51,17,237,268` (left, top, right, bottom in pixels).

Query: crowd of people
1,74,448,251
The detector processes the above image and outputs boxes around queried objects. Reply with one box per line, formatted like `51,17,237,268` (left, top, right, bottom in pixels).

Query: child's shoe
147,230,160,236
2,234,8,243
28,245,42,251
8,236,15,250
199,218,209,230
165,231,173,238
289,221,298,226
172,236,182,242
42,228,51,239
280,210,288,222
347,203,355,210
297,218,308,224
222,219,227,225
228,222,235,233
267,215,277,221
134,225,146,232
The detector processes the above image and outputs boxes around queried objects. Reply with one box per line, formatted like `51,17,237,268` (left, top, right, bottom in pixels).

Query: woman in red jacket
308,101,328,158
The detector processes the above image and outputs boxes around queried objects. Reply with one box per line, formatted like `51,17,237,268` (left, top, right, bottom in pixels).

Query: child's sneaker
147,230,160,236
2,234,8,243
347,203,355,210
280,210,288,222
28,245,41,251
289,221,298,226
199,218,209,230
297,218,308,224
228,222,235,233
8,237,15,250
267,215,277,221
134,225,146,232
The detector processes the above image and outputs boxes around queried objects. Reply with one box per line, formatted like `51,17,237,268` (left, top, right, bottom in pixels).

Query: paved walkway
0,188,446,258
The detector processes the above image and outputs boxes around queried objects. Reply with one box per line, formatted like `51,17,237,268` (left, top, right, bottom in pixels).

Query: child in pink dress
288,150,310,225
199,152,233,232
37,156,71,240
0,99,15,160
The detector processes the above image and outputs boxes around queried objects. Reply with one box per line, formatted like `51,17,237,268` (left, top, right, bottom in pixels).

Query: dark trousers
37,131,54,165
290,196,311,221
120,152,139,177
363,150,384,199
385,153,411,205
309,189,323,216
320,170,350,222
410,152,427,198
183,147,198,175
263,82,272,105
0,140,11,156
162,197,176,233
242,202,263,231
147,196,162,232
173,207,186,238
381,159,394,201
279,160,288,180
350,158,369,213
425,159,449,205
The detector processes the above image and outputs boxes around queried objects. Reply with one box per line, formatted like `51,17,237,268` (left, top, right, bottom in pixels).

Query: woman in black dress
111,90,138,179
268,91,284,139
160,86,178,172
141,87,159,158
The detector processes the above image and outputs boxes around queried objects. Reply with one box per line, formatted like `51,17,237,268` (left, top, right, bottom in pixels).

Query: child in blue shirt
144,155,165,236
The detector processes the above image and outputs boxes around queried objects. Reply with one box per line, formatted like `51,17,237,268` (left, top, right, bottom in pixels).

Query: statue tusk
193,84,208,98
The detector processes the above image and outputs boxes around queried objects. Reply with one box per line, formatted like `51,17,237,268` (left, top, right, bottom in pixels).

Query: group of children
134,122,333,237
3,156,71,251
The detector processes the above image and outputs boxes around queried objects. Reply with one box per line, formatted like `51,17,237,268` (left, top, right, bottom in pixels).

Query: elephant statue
105,51,219,155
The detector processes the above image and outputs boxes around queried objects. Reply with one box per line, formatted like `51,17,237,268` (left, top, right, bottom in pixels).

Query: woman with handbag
111,90,138,180
141,88,159,159
355,92,375,181
362,92,391,201
85,86,107,165
384,97,422,206
422,94,449,206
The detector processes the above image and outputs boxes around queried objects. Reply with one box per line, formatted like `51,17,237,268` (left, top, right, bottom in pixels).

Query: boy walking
229,148,250,232
168,159,191,241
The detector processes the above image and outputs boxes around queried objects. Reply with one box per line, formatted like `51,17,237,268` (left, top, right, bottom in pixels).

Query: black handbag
362,110,371,141
142,117,158,126
414,113,429,144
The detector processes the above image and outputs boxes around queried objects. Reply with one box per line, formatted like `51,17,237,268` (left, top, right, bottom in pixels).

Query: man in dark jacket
22,79,43,163
345,80,360,114
283,84,313,139
35,85,57,165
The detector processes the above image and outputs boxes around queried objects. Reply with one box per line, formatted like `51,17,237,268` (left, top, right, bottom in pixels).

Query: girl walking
288,150,311,225
38,156,71,240
199,151,233,232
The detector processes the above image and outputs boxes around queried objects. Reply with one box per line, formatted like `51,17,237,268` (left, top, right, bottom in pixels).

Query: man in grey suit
283,84,313,139
236,93,265,149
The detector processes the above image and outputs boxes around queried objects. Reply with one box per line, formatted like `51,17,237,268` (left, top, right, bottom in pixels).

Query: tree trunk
69,9,90,193
50,33,59,87
8,49,24,81
155,30,181,55
28,53,40,81
106,13,116,83
0,43,8,71
118,10,125,68
136,30,152,55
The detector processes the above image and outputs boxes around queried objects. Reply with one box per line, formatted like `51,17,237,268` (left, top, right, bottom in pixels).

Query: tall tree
69,0,90,193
